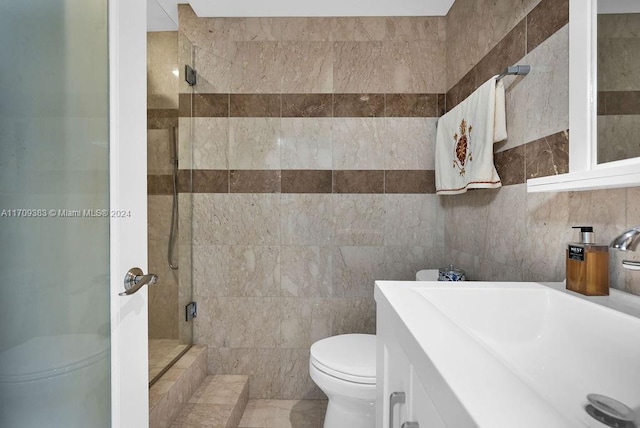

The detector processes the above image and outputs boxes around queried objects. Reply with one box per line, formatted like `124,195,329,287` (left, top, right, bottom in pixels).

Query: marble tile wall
177,5,447,399
442,0,640,295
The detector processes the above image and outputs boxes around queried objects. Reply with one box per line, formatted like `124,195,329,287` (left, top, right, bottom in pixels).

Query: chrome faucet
610,227,640,270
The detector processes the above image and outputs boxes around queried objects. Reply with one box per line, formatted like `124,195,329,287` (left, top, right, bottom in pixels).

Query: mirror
527,0,640,192
597,3,640,164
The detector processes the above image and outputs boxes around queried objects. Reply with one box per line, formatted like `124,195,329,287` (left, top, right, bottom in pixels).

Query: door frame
109,0,148,426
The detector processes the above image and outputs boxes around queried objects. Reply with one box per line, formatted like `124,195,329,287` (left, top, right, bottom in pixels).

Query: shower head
610,226,640,251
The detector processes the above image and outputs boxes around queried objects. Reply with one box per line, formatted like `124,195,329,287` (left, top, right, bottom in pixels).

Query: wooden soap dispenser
566,226,609,296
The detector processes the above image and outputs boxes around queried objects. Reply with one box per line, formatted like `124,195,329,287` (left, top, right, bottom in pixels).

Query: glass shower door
0,1,111,427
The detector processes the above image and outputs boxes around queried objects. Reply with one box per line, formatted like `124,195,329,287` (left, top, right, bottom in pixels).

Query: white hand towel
435,76,506,195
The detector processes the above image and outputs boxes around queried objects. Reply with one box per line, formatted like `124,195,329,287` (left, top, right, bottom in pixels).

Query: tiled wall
176,4,447,399
442,0,640,295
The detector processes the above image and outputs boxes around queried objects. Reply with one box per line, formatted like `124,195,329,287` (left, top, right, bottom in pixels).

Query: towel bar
496,65,531,81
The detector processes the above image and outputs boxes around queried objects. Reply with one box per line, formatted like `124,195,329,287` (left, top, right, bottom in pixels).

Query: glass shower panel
0,1,110,427
146,7,194,385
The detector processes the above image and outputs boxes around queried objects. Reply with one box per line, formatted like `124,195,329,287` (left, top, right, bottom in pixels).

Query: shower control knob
119,267,158,296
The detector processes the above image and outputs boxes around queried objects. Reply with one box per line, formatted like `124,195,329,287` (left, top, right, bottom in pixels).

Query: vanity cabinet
377,299,446,428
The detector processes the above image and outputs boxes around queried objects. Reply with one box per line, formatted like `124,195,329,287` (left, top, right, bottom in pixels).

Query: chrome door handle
390,391,406,428
119,267,158,296
401,423,419,428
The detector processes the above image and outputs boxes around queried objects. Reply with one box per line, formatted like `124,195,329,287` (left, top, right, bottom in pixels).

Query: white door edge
109,0,149,427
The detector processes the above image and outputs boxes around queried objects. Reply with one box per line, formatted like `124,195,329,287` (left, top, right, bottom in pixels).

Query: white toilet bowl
309,334,376,428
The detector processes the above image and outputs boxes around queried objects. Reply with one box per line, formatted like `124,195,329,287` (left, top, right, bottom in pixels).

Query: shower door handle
119,267,158,296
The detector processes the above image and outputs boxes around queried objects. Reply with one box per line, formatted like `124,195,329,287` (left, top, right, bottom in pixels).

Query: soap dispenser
566,226,609,296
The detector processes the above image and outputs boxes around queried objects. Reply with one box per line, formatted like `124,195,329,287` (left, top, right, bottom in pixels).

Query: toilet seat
310,334,376,385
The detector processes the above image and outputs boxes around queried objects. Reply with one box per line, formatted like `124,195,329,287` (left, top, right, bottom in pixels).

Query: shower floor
149,339,190,385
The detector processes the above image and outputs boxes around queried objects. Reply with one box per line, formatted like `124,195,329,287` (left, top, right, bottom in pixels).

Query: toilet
309,334,377,428
309,270,439,427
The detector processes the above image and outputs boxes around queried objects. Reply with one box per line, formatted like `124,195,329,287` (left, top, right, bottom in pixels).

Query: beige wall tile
280,118,333,170
229,18,282,42
281,18,335,41
280,298,332,348
229,42,284,93
331,298,377,335
383,246,439,280
229,118,281,170
148,129,173,175
383,118,436,170
148,31,178,65
333,195,385,245
227,297,281,348
226,194,280,245
483,184,526,267
384,194,438,246
333,42,387,93
194,44,231,93
192,118,229,170
280,194,333,246
281,349,326,400
332,118,384,169
443,190,493,256
148,63,180,109
281,42,333,93
194,296,228,348
384,41,446,93
331,246,385,298
281,246,333,297
193,245,229,298
229,246,281,297
333,17,387,41
597,115,640,164
192,194,230,245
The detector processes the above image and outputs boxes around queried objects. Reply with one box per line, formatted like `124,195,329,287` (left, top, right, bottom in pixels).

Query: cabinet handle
389,391,406,428
401,423,420,428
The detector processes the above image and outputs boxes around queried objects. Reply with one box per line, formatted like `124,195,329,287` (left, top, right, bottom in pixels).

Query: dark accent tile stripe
385,94,439,117
281,170,332,193
148,175,173,195
385,170,435,193
230,94,281,117
147,109,179,129
333,170,384,193
282,94,333,117
527,0,570,53
446,69,476,112
525,130,569,179
192,170,228,193
333,94,385,117
229,170,281,193
177,169,191,193
598,91,640,115
178,94,192,117
494,145,526,185
148,109,179,119
437,94,446,117
180,93,229,117
476,20,527,86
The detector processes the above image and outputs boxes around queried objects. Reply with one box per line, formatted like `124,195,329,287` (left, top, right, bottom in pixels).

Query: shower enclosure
146,2,195,385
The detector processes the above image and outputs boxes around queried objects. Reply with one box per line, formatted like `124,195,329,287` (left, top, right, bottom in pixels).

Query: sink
374,281,640,427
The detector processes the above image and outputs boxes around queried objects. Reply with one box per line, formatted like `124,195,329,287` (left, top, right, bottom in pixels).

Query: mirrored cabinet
527,0,640,192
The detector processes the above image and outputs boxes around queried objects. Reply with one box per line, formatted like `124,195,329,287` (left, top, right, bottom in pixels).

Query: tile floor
238,399,327,428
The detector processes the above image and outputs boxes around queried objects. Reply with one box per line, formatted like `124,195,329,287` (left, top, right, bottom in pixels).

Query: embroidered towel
435,76,506,195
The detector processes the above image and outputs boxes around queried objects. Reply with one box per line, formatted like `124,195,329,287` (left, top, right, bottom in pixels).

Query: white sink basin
374,281,640,427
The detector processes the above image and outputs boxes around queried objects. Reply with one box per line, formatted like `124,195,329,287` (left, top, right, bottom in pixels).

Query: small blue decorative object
438,265,466,281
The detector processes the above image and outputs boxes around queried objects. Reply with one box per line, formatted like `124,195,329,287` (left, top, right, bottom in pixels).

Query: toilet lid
310,334,376,384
